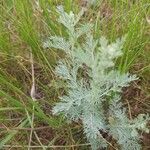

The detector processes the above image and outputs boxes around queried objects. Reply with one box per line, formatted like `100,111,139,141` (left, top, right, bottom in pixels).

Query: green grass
0,0,150,149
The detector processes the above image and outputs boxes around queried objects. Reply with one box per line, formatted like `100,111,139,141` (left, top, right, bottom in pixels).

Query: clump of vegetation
0,0,150,149
44,6,150,150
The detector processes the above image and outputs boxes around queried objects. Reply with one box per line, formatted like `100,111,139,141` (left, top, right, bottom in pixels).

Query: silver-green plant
44,6,149,150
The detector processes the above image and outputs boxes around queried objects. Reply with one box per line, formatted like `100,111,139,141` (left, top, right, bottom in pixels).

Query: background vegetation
0,0,149,149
